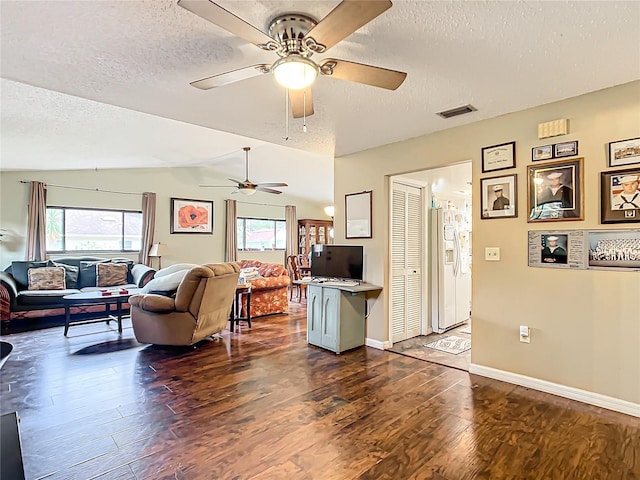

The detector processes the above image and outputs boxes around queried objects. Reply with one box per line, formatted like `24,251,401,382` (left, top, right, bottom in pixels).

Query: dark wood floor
1,302,639,480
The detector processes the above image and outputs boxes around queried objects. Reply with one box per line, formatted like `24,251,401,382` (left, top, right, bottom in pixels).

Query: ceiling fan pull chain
283,88,289,140
303,90,307,133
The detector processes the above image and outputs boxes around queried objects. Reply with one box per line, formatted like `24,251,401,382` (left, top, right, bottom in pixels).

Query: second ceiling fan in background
200,147,288,195
178,0,407,118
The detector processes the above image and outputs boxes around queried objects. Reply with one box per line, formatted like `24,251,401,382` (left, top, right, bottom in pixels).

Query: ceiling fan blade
305,0,392,51
191,64,270,90
289,89,314,119
257,182,288,187
255,186,283,194
199,185,234,188
177,0,273,46
320,58,406,90
228,178,245,184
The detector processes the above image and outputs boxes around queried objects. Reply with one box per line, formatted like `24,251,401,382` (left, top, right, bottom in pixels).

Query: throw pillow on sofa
96,263,128,287
11,260,53,288
53,262,79,289
27,267,66,290
78,260,109,288
154,263,198,279
141,269,190,295
110,258,135,283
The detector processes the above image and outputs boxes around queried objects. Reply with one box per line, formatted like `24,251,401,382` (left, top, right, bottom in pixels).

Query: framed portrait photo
608,137,640,167
532,145,553,162
600,168,640,224
481,141,516,173
527,158,584,223
554,141,578,158
480,174,517,219
170,198,214,234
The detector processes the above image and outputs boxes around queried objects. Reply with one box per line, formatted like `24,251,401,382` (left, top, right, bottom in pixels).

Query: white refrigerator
430,208,472,333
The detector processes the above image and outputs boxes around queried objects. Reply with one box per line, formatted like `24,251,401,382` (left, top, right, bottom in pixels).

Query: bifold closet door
390,182,423,343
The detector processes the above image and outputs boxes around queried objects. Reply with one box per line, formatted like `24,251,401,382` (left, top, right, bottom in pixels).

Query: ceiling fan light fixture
238,187,257,196
272,55,318,90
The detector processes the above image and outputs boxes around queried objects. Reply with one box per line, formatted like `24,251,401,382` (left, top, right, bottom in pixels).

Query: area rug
424,336,471,355
458,326,472,334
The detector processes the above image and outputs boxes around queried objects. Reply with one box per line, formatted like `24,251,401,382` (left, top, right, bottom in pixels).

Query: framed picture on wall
170,197,214,234
481,141,516,173
600,168,640,223
480,174,517,219
554,141,579,158
527,158,584,222
608,137,640,167
345,191,372,238
532,145,553,162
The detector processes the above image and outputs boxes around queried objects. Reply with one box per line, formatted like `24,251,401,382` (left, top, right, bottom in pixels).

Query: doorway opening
388,162,472,371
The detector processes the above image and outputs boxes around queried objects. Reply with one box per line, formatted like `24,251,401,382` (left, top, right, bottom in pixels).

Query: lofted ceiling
1,1,639,203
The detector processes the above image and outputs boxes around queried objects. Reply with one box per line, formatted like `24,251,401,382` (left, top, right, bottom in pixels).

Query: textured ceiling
1,1,639,200
1,79,334,203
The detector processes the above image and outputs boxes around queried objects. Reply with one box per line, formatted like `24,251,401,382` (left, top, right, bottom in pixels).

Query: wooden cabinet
298,219,333,264
307,285,364,354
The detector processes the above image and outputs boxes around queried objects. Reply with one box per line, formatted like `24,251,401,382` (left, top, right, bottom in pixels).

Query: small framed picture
480,174,517,219
554,141,578,158
540,233,568,265
600,168,640,224
170,198,214,234
608,137,640,167
532,145,553,162
527,158,583,222
481,141,516,173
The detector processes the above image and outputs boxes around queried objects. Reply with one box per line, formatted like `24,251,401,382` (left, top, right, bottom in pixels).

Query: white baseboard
365,338,390,350
469,363,640,418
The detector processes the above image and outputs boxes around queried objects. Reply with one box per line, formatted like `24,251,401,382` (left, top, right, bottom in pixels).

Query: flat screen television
310,245,364,281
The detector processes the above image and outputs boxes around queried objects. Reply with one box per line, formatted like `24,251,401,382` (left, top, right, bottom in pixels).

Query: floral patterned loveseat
237,260,290,317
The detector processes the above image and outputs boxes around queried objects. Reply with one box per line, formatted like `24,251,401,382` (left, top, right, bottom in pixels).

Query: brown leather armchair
129,263,240,346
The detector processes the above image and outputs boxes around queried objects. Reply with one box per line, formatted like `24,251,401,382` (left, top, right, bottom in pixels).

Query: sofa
237,259,290,317
0,257,155,331
130,263,240,346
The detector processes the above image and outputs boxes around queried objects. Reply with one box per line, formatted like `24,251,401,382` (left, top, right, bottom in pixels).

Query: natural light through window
46,207,142,253
237,217,286,251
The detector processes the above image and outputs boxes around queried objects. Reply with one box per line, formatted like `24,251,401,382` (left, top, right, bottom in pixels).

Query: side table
229,284,252,332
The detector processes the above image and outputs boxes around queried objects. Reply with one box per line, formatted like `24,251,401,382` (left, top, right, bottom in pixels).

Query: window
237,217,286,251
46,207,143,253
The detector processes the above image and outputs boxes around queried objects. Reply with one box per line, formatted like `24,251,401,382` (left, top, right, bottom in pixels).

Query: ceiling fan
177,0,407,118
200,147,288,195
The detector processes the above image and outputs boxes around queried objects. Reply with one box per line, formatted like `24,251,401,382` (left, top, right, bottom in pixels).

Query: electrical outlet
485,247,500,261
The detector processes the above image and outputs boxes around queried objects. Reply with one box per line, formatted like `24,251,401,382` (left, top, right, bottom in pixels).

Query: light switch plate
520,325,531,343
485,247,500,261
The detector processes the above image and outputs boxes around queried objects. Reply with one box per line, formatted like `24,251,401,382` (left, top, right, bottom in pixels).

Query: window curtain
225,199,238,262
26,181,47,261
285,204,298,262
138,192,156,267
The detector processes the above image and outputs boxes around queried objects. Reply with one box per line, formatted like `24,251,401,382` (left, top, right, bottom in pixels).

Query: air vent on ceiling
436,104,477,119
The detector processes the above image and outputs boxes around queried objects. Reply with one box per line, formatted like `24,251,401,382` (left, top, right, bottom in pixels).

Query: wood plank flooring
1,302,638,479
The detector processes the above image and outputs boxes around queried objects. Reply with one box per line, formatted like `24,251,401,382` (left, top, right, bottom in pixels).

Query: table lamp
148,243,168,269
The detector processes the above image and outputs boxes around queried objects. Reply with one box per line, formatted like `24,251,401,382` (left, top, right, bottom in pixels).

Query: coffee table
62,289,141,336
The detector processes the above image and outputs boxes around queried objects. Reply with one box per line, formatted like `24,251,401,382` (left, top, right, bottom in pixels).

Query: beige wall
0,167,329,268
334,81,640,404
